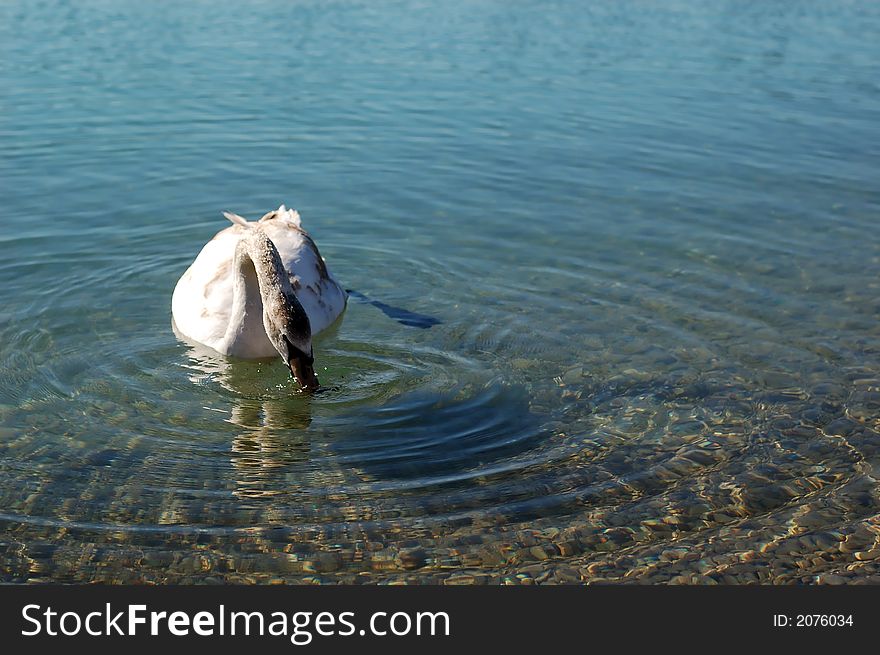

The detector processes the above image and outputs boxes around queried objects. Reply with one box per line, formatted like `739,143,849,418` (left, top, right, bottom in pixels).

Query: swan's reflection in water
176,328,548,513
175,334,323,500
228,401,312,500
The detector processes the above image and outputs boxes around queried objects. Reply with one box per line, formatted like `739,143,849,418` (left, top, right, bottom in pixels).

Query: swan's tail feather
222,211,251,227
223,207,301,228
256,204,302,227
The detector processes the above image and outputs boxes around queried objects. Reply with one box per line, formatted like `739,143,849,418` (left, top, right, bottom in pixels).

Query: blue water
1,0,879,583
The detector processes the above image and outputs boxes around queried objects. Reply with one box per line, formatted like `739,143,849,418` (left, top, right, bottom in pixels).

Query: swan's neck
223,230,293,357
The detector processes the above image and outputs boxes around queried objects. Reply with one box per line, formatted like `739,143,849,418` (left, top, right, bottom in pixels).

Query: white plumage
171,205,347,359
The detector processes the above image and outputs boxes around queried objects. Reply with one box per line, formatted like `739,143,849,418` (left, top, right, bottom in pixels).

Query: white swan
171,205,347,390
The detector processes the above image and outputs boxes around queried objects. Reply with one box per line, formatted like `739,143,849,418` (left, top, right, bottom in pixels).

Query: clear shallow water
1,0,879,584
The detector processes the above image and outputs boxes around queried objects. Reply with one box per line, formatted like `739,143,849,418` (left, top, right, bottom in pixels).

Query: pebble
529,546,551,561
825,418,858,437
398,547,428,570
561,367,584,385
443,574,475,585
556,541,578,557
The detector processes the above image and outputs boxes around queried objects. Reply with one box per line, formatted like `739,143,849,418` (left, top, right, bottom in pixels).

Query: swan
171,205,347,390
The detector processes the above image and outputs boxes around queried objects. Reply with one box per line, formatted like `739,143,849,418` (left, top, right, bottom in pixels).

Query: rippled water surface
1,0,879,584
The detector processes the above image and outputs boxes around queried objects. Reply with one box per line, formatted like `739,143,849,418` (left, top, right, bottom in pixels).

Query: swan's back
172,206,347,356
258,208,348,334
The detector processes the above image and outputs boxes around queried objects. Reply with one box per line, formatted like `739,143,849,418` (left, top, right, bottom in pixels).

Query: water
1,0,879,584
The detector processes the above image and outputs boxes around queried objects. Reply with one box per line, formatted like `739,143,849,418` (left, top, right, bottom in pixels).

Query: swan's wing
260,208,348,335
171,224,243,352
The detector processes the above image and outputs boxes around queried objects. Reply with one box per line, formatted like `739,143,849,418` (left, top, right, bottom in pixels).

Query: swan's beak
288,354,320,391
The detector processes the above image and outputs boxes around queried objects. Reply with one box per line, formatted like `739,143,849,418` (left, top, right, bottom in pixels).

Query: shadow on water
328,382,546,480
346,289,442,329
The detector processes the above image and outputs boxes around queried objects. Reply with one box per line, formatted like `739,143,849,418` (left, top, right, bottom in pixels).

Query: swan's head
282,336,320,392
265,309,319,391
